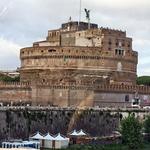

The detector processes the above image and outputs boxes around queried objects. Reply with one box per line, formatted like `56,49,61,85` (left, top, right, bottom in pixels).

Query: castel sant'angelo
0,18,150,107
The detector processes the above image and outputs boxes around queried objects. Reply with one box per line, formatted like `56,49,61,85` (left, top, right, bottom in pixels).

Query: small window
108,42,112,45
48,49,56,52
115,49,124,56
125,95,129,102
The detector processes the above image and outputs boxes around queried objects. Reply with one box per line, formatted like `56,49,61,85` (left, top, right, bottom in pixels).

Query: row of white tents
29,130,87,149
30,132,69,149
69,129,87,136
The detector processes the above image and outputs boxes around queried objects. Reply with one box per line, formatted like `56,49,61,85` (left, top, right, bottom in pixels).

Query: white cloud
0,37,20,70
0,0,149,76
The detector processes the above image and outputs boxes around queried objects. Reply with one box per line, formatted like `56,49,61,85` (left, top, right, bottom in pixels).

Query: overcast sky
0,0,150,76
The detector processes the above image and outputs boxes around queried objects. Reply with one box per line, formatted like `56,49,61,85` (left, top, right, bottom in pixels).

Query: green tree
0,75,20,82
137,76,150,86
120,114,142,149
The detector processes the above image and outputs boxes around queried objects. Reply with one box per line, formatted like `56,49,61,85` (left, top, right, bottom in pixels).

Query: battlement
1,81,148,96
61,21,98,31
100,27,126,36
34,82,150,94
0,82,31,89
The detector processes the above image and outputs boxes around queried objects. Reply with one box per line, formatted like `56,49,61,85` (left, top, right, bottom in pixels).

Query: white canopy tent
29,131,44,140
69,130,79,136
29,131,44,146
42,132,55,148
43,133,55,140
53,133,69,149
77,129,87,136
69,129,87,136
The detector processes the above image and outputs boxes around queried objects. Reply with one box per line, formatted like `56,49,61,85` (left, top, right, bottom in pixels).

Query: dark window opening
115,49,124,56
48,49,56,52
108,41,112,45
125,95,129,102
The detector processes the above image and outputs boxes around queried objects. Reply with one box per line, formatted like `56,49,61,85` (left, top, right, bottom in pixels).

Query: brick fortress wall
0,82,150,107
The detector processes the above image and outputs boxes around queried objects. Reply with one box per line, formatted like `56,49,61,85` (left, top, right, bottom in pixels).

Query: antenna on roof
78,0,82,29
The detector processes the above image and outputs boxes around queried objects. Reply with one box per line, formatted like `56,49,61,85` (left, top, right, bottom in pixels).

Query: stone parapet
20,46,137,63
1,81,149,94
35,82,150,94
0,82,31,89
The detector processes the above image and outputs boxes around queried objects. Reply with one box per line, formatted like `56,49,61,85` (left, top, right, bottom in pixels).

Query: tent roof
30,131,44,140
54,133,69,141
69,130,79,136
43,133,55,140
69,129,87,136
77,129,87,136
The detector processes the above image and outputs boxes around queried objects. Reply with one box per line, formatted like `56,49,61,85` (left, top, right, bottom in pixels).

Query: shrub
144,116,150,134
120,113,142,149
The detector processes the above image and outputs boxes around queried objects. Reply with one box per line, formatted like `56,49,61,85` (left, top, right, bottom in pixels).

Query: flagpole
79,0,81,22
78,0,82,28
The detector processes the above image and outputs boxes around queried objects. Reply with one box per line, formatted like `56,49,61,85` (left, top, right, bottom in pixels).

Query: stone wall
0,107,149,142
0,107,120,141
30,84,150,107
0,82,150,107
0,82,31,105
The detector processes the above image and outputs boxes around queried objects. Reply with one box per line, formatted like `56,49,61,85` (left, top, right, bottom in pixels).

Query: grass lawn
60,143,150,150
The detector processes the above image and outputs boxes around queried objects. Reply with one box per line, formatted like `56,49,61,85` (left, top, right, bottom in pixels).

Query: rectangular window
125,95,129,102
